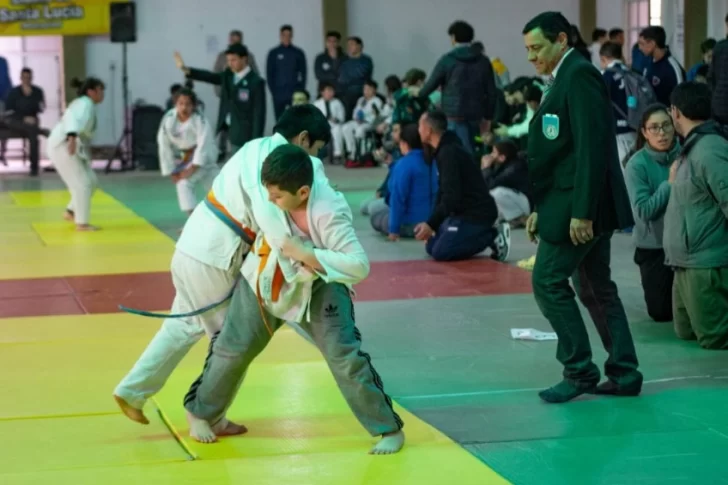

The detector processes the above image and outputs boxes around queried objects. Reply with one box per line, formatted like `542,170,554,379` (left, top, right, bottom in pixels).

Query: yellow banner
0,0,126,36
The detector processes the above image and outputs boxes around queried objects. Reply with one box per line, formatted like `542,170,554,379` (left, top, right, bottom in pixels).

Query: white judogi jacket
156,109,218,176
240,152,369,323
48,96,96,160
175,134,328,271
313,97,346,124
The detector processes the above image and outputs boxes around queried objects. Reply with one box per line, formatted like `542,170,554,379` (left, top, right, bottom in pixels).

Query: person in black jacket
418,21,497,155
481,140,530,227
267,25,307,121
710,38,728,124
314,31,346,89
414,110,510,262
175,44,266,158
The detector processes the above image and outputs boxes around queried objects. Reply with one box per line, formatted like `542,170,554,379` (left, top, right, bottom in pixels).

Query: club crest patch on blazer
542,114,560,140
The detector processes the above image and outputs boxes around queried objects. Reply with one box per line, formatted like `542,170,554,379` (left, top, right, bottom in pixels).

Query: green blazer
527,51,634,244
187,67,266,147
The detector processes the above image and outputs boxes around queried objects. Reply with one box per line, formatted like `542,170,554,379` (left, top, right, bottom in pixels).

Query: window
624,0,662,62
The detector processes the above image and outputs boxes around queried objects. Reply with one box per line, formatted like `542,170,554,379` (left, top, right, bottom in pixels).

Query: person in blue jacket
0,56,11,105
687,38,716,81
370,123,437,240
266,25,307,120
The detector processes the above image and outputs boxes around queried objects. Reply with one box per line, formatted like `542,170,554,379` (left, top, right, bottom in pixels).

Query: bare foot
63,210,74,221
369,430,405,455
211,418,248,437
186,411,217,443
76,224,100,232
113,394,149,425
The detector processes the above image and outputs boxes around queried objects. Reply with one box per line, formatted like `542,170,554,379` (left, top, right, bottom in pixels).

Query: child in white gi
313,81,346,162
157,88,219,216
48,77,104,231
341,79,387,160
113,105,332,436
182,144,406,455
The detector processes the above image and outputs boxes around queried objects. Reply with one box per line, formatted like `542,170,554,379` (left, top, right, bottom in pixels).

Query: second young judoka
182,144,406,455
113,105,332,435
157,88,219,216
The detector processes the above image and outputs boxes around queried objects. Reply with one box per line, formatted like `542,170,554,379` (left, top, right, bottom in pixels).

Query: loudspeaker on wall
110,1,137,43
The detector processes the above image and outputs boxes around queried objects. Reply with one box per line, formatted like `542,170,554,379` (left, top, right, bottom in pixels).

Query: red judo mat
0,258,532,318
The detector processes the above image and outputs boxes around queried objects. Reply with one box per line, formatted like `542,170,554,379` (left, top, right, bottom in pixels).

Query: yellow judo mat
0,190,174,280
0,189,510,484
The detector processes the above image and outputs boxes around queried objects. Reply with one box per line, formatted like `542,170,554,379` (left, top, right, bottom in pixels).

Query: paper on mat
510,328,558,341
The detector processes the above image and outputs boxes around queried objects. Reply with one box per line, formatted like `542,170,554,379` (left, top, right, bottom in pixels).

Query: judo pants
114,248,244,410
49,144,98,225
175,166,219,213
183,278,404,437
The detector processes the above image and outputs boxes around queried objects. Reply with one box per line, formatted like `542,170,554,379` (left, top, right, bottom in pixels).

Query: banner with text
0,0,126,36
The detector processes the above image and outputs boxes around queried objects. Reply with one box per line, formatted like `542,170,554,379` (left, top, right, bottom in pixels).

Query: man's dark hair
608,28,624,39
423,110,448,134
261,145,313,195
280,25,293,33
399,123,423,150
701,38,717,53
523,84,543,104
522,12,573,46
447,21,474,44
639,26,666,48
670,81,712,121
274,104,332,145
364,79,378,90
348,36,363,47
326,30,341,40
591,28,607,42
599,41,624,59
493,139,519,161
21,67,32,75
230,29,242,38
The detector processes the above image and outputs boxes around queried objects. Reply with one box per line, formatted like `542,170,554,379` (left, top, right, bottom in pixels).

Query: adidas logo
324,304,338,318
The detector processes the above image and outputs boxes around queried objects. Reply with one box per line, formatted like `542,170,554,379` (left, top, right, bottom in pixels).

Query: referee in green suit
522,12,643,403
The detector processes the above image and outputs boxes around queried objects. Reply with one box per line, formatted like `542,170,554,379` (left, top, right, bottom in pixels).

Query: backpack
609,66,657,130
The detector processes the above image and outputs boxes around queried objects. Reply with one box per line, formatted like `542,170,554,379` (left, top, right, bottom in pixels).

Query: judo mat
0,189,509,484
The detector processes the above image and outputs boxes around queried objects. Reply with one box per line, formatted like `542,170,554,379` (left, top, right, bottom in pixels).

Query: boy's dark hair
447,21,474,43
639,26,666,48
670,81,712,121
522,12,573,46
294,89,310,101
384,75,402,94
348,36,363,47
423,110,448,134
364,79,378,90
701,38,717,53
170,83,183,95
21,67,32,75
609,27,624,38
280,24,292,33
523,84,543,104
696,64,710,78
70,77,104,97
318,81,335,93
230,29,242,38
399,123,423,150
403,68,426,86
326,30,341,40
261,144,314,194
599,41,624,59
494,139,519,161
175,87,198,105
274,104,332,145
591,28,607,42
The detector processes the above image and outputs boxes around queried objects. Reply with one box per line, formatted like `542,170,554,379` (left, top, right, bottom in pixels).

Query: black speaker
110,1,136,43
132,105,164,170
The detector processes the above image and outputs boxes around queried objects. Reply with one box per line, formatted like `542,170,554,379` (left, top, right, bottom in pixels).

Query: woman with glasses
624,104,681,322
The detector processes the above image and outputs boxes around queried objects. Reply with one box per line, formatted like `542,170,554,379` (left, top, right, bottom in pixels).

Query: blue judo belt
118,283,236,319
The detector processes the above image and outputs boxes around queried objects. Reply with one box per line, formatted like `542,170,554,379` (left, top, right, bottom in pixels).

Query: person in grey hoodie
624,104,681,322
664,82,728,349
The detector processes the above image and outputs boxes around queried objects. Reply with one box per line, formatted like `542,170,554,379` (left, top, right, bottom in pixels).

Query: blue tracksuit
386,149,438,234
266,44,307,118
643,53,685,106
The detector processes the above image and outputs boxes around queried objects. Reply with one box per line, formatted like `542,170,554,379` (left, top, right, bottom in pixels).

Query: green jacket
624,142,681,249
663,121,728,268
527,50,634,244
187,67,266,147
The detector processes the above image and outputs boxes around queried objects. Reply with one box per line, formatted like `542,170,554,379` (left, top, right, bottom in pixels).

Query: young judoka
313,81,346,162
182,144,406,455
48,77,104,231
113,105,332,433
157,88,219,216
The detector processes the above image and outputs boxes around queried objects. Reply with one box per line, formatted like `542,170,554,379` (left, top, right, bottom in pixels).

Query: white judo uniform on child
113,105,333,431
157,94,219,215
47,78,104,230
181,144,405,453
313,87,346,159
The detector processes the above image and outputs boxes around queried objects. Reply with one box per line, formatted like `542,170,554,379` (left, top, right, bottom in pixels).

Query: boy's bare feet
113,394,149,425
63,210,74,221
369,430,405,455
211,418,248,437
186,411,217,443
76,224,100,231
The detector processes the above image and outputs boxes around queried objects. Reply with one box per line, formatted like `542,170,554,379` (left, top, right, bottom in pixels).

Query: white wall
597,0,625,32
85,0,324,145
708,0,728,39
347,0,579,86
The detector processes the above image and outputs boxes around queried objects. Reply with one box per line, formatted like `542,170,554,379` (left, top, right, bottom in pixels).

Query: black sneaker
492,221,511,262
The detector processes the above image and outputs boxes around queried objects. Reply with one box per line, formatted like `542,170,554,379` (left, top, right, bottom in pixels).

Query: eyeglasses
645,122,674,134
